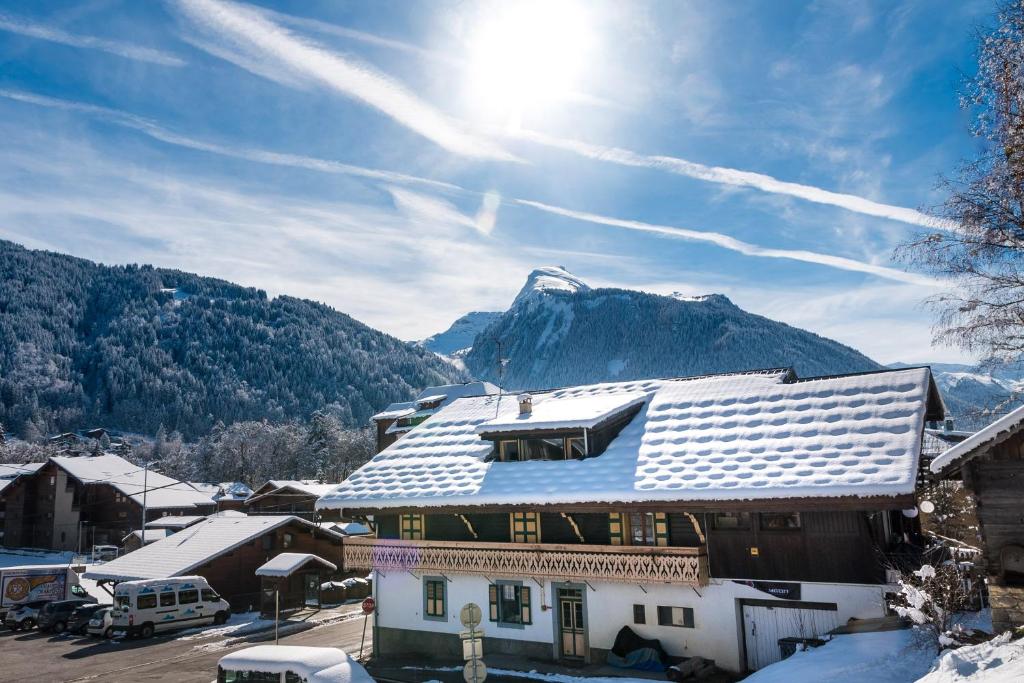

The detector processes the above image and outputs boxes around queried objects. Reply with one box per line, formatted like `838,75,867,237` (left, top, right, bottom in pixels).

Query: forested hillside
461,267,881,390
0,240,464,440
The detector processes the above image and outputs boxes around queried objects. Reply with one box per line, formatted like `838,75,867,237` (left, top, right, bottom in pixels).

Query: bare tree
889,563,976,651
898,2,1024,362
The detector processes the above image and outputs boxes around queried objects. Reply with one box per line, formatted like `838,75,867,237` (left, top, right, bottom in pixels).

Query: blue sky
0,0,991,364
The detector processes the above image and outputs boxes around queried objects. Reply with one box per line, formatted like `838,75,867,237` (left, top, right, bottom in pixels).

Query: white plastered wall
375,571,888,673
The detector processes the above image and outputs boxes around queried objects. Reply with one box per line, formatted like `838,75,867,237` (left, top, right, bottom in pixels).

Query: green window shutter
609,512,624,545
521,585,532,625
488,584,498,621
654,512,669,547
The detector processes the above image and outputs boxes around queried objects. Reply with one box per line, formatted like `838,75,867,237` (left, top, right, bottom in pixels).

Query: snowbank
918,633,1024,683
742,630,936,683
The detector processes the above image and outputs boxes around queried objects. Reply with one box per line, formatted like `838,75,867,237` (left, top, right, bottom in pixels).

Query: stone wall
988,583,1024,633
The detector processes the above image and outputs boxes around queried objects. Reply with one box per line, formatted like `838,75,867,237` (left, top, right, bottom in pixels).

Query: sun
463,0,595,128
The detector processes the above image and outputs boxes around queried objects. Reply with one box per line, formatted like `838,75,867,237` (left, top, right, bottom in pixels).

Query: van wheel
103,626,114,639
139,623,154,639
53,621,67,634
21,618,35,630
214,611,229,625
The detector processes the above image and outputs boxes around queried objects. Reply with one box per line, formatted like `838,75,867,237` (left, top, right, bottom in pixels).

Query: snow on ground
742,630,937,683
178,611,272,640
918,633,1024,683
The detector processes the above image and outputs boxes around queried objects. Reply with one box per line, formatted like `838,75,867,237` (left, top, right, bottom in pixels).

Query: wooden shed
255,552,338,618
931,405,1024,633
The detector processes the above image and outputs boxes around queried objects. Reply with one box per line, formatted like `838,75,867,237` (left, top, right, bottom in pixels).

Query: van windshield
115,595,130,611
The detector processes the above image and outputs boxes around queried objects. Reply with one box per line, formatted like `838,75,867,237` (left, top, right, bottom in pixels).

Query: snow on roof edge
931,402,1024,474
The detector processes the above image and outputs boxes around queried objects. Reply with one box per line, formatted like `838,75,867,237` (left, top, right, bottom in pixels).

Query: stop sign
361,596,376,614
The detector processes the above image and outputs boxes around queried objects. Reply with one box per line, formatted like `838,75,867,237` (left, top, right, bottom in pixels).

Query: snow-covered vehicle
111,576,230,638
0,564,90,619
216,646,374,683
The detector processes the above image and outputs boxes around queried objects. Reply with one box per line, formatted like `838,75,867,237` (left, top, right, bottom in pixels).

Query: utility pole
141,461,158,535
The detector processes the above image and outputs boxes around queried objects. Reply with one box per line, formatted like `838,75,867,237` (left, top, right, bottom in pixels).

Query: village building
85,514,346,611
3,453,215,551
930,404,1024,634
0,462,44,547
122,528,174,553
371,381,500,453
246,480,341,520
318,367,945,674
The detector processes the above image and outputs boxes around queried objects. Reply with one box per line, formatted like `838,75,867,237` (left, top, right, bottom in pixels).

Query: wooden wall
965,432,1024,581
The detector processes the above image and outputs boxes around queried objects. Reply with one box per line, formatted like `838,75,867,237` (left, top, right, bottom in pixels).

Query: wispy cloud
0,12,185,66
0,89,461,192
516,199,941,287
508,128,949,230
172,0,516,161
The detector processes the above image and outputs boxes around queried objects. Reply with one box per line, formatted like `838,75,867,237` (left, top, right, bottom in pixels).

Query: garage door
742,601,839,671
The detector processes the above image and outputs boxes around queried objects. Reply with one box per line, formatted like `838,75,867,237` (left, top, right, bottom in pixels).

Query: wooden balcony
342,537,708,586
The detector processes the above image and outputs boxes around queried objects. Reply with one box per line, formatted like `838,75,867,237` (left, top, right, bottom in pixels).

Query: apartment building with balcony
318,366,945,673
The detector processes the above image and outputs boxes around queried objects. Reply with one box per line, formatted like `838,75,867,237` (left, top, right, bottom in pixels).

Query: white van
111,576,230,638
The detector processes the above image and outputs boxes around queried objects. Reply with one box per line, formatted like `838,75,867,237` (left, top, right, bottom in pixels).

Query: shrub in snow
889,562,978,652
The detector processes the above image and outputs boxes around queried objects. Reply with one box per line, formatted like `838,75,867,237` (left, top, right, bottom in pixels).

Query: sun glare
464,0,595,128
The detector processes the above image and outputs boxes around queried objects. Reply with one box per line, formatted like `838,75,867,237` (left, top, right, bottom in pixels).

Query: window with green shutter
423,577,446,621
489,581,531,627
400,513,424,540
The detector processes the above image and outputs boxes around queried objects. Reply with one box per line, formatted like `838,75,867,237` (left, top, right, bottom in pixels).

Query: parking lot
0,608,372,682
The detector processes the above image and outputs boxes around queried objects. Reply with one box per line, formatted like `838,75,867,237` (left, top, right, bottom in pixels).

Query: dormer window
496,436,586,461
499,440,521,462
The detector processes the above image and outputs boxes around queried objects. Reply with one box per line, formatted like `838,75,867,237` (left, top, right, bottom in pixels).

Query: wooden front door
557,588,585,660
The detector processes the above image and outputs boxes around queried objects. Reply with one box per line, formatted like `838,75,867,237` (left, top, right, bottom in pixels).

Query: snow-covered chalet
317,366,945,673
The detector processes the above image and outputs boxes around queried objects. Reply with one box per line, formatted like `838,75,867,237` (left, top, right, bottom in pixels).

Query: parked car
86,607,115,639
4,600,51,631
91,545,119,562
217,646,374,683
38,597,99,633
68,603,108,636
112,576,230,638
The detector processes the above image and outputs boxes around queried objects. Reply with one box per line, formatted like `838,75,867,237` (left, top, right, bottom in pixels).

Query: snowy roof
218,646,374,683
329,521,371,536
247,480,337,504
318,368,937,511
255,552,337,577
190,481,254,501
122,528,173,544
415,381,500,403
370,402,416,421
476,392,647,433
0,462,43,494
52,454,215,509
145,515,207,530
416,394,447,404
84,515,344,582
930,402,1024,475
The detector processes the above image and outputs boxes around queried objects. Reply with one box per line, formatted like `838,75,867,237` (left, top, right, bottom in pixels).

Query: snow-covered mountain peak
513,266,591,306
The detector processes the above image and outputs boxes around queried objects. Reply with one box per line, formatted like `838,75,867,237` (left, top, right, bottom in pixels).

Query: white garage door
742,602,839,671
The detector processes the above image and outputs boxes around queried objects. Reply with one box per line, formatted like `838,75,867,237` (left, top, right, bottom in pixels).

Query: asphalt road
0,609,373,683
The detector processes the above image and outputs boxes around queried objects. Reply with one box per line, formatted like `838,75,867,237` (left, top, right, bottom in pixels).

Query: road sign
361,596,376,614
460,602,482,628
463,659,487,683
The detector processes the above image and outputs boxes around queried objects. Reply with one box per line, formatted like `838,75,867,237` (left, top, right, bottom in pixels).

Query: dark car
4,600,51,631
38,597,98,634
67,603,108,636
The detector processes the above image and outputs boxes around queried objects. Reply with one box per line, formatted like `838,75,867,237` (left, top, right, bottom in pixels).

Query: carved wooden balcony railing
343,537,708,586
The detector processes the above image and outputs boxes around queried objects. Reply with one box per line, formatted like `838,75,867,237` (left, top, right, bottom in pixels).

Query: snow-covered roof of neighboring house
84,515,344,582
476,392,647,434
930,402,1024,475
190,481,253,501
122,528,173,544
416,394,447,405
255,552,337,577
318,367,939,511
51,454,215,510
0,462,43,494
247,480,337,504
218,646,374,683
370,402,416,421
145,515,207,530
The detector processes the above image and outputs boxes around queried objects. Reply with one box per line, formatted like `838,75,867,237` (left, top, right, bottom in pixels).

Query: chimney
518,394,533,415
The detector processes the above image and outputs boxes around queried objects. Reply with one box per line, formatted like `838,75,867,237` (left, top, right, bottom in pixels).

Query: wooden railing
343,537,708,586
